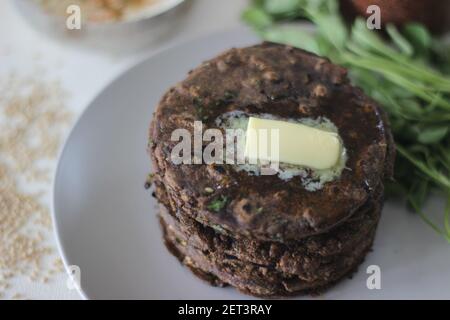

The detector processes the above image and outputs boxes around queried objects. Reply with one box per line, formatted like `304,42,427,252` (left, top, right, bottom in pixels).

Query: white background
0,0,248,300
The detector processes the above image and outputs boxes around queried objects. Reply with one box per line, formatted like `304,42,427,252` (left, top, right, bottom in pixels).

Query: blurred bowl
13,0,190,55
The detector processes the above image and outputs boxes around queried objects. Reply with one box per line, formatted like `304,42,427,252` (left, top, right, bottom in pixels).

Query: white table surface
0,0,249,300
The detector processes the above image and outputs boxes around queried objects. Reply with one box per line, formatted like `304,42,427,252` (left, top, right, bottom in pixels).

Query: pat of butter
244,117,342,170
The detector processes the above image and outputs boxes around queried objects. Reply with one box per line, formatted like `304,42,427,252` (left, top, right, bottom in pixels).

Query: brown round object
149,42,395,242
161,218,377,297
340,0,450,33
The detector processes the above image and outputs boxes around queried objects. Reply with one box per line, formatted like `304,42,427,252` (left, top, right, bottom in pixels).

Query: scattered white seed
0,73,72,298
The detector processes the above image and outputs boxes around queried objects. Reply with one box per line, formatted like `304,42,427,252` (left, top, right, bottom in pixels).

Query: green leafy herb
403,23,432,55
418,126,449,144
242,6,273,30
207,196,228,212
243,0,450,242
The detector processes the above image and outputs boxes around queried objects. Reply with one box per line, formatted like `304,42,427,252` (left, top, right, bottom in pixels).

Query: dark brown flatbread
161,218,376,298
156,181,383,275
148,42,395,297
149,42,395,241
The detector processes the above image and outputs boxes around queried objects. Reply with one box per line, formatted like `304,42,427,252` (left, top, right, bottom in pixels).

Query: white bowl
13,0,189,54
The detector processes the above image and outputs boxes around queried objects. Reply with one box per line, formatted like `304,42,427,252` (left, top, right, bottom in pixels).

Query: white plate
53,27,450,300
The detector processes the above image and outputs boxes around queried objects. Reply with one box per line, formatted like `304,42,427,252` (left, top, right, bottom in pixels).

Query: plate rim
50,26,258,300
